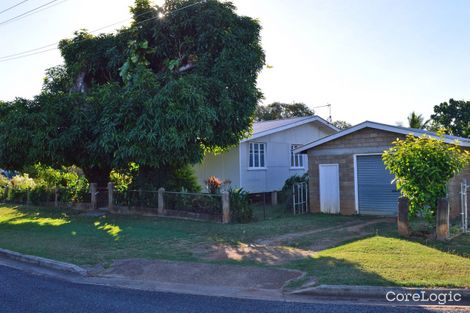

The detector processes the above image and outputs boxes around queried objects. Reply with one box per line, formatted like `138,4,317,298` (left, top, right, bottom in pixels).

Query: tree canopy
431,99,470,138
254,102,314,121
0,0,265,187
332,120,351,130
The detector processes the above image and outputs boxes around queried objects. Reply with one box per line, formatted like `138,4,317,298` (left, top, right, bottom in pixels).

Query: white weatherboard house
194,116,338,193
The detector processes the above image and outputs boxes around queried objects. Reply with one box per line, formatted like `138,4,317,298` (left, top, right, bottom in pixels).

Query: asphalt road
0,265,465,313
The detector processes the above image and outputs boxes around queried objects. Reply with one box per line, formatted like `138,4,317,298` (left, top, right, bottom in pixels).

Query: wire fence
163,191,223,217
113,189,159,214
0,186,91,208
113,189,224,221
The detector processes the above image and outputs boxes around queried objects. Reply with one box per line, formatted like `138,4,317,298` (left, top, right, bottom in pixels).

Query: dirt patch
201,243,314,265
94,258,303,290
198,218,394,265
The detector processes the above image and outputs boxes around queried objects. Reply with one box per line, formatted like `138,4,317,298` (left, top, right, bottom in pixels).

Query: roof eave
294,121,470,153
241,116,339,143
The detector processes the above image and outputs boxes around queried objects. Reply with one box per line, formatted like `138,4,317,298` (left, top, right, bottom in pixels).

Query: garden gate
292,182,308,214
461,179,469,233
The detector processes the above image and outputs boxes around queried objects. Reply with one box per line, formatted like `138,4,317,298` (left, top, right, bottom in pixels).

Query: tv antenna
311,103,332,122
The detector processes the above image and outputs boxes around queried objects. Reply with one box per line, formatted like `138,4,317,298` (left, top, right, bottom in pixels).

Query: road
0,265,465,313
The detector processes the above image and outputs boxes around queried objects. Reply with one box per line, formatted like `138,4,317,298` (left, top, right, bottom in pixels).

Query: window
249,142,266,168
291,145,304,168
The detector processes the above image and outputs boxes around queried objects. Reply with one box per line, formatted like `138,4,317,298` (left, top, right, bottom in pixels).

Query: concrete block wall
307,128,470,217
307,128,404,215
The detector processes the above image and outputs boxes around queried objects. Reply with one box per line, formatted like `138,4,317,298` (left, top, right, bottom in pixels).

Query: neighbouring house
295,121,470,217
193,116,339,194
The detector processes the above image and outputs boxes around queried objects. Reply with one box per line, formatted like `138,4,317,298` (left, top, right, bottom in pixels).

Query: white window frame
290,144,304,169
248,142,266,169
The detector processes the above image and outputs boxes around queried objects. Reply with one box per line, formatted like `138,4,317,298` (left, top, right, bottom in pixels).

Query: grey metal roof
295,120,470,153
242,115,338,142
385,122,470,145
252,116,315,135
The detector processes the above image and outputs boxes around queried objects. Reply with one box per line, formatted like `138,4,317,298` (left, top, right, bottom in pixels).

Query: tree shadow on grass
0,205,122,240
287,255,395,287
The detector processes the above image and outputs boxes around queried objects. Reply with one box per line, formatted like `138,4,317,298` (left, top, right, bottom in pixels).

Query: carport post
436,198,449,241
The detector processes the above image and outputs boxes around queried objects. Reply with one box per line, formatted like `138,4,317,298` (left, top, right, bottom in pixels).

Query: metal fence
0,186,91,209
292,182,309,214
461,179,469,233
113,189,159,214
112,188,224,222
163,191,223,220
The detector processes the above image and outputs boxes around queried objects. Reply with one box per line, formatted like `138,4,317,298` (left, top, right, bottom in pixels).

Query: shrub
110,162,139,192
230,188,253,223
279,173,309,208
26,164,89,203
0,174,8,200
206,176,222,194
10,173,36,190
133,164,201,192
383,131,470,218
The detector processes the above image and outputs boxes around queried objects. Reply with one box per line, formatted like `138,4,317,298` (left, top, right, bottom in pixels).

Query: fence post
222,191,230,224
54,188,59,208
397,197,412,237
108,182,114,211
271,191,278,206
90,183,97,210
158,188,165,215
26,190,31,206
436,198,449,241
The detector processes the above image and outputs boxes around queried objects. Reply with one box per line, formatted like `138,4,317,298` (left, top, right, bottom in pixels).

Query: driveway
0,265,462,313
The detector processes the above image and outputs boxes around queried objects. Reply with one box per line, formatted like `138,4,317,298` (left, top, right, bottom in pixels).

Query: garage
356,154,399,216
296,121,470,216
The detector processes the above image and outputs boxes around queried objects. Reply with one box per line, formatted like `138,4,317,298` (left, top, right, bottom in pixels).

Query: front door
319,164,340,214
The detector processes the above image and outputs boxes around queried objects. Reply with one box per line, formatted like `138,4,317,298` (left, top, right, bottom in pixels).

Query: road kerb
0,248,88,276
289,285,470,303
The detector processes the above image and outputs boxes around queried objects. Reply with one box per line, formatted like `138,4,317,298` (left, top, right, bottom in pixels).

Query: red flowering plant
206,176,222,194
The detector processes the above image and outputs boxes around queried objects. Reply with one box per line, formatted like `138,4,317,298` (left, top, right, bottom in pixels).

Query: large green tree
254,102,314,121
0,0,265,188
431,99,470,138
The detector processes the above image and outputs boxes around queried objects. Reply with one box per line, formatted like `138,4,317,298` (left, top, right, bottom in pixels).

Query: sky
0,0,469,125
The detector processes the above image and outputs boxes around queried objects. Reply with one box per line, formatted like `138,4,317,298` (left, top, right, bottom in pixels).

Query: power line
0,1,206,63
0,0,69,27
0,0,31,15
0,17,136,61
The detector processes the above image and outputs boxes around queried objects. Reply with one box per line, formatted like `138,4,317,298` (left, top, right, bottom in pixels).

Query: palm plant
407,112,429,129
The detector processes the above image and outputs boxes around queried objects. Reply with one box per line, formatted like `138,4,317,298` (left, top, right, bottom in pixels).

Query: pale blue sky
1,0,469,125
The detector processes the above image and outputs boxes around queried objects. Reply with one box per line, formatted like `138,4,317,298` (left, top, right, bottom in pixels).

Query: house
193,116,339,194
295,121,470,217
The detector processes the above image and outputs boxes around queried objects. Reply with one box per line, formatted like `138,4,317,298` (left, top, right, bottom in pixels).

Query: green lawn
1,204,469,288
286,235,470,287
0,204,363,265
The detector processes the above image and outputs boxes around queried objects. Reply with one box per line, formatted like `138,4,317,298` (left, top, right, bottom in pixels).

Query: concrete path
257,218,393,246
90,259,303,290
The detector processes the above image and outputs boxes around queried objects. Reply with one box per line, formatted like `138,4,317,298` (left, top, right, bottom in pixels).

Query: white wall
193,147,240,191
239,122,334,193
